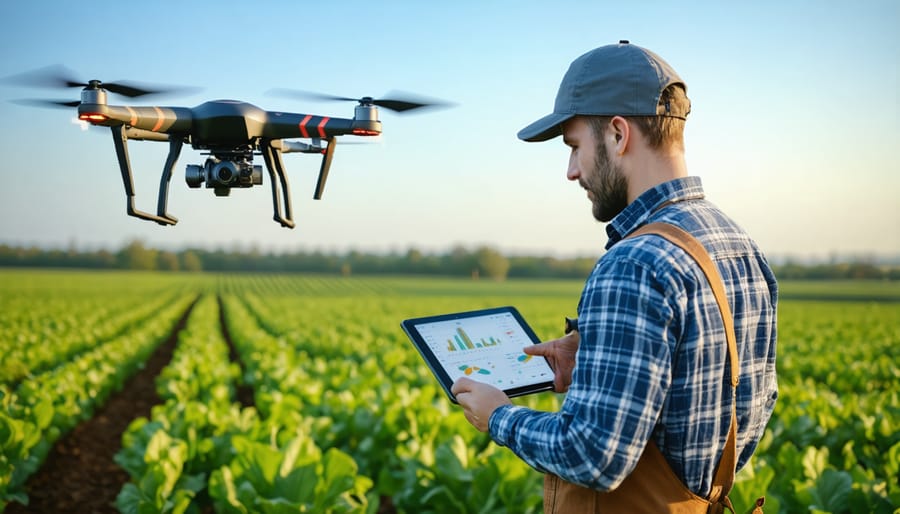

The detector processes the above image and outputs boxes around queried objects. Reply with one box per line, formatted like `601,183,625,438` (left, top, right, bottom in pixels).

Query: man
452,41,778,512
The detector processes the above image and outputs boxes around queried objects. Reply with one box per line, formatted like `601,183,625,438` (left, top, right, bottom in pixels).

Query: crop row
0,289,195,509
1,289,191,385
110,287,554,513
115,294,370,513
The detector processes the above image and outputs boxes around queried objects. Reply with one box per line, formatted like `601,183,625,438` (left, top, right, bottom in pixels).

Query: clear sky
0,0,897,260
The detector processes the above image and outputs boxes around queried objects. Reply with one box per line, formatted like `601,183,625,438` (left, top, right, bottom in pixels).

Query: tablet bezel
401,305,554,403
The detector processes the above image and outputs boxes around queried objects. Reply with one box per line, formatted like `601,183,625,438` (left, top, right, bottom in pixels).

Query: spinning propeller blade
267,88,453,114
12,98,81,108
3,65,200,107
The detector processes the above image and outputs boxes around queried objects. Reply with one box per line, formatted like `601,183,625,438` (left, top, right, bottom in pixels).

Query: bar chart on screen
445,326,506,352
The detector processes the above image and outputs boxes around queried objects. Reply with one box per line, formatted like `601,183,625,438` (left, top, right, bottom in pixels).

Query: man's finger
523,341,553,356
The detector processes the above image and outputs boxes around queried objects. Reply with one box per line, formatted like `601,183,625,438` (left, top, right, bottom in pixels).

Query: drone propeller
3,65,199,108
11,98,81,108
267,88,452,114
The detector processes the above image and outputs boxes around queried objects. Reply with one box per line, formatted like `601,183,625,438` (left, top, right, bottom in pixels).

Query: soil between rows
8,302,196,514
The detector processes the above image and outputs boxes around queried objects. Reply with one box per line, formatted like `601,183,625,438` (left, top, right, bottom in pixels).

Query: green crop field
1,269,898,513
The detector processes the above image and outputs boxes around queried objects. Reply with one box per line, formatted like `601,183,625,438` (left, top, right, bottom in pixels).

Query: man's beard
582,144,628,222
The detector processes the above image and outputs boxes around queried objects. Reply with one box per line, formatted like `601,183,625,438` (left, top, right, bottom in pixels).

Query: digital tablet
401,306,554,403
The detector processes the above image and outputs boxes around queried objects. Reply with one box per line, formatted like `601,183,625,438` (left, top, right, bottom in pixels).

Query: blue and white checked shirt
490,176,778,497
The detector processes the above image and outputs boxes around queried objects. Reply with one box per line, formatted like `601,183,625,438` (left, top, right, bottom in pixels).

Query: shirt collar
605,176,705,249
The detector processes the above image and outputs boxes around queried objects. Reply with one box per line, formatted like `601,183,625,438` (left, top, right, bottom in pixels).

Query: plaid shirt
490,176,778,497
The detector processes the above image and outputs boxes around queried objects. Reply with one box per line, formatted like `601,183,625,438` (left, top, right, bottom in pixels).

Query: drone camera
186,158,262,195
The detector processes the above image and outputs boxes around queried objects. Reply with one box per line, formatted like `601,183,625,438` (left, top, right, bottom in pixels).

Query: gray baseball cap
518,41,689,142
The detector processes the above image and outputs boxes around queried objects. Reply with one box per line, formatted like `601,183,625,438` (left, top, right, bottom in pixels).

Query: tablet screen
402,306,554,402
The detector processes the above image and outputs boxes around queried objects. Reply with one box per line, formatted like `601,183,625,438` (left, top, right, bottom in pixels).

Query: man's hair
587,84,690,152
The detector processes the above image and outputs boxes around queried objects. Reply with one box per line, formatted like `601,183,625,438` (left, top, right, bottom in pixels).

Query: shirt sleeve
489,253,679,491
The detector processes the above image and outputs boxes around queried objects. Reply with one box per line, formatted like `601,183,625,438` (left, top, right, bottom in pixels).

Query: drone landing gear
314,137,336,201
261,140,296,229
261,137,336,230
111,125,180,226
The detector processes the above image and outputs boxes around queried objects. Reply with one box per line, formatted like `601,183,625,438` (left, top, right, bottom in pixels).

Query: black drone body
78,85,383,228
9,67,443,228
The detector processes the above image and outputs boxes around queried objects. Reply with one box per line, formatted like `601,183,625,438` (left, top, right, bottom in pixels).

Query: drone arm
261,140,295,229
262,113,380,140
80,104,193,134
110,125,176,226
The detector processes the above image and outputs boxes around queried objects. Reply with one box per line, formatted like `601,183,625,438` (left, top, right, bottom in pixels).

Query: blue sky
1,1,897,259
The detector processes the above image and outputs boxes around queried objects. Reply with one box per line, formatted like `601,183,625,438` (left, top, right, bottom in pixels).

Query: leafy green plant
0,392,52,508
209,431,371,514
391,435,541,514
116,429,205,514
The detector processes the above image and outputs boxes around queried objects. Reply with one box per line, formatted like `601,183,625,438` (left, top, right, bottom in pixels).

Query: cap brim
517,112,574,142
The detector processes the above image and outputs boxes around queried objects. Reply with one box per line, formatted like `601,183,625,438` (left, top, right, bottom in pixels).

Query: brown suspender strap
544,222,746,513
628,222,739,510
628,222,740,388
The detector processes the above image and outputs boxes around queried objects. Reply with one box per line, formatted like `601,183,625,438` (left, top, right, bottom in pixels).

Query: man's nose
566,162,580,181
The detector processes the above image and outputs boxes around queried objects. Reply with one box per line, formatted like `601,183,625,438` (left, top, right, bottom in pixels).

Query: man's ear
609,116,630,156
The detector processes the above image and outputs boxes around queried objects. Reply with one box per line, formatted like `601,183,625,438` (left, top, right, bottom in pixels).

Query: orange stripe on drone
299,114,313,138
125,106,138,127
317,117,330,138
151,106,165,132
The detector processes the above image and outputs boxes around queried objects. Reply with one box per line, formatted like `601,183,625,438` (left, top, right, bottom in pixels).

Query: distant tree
846,262,882,280
118,240,157,270
158,251,180,271
181,250,203,272
94,249,117,268
445,245,476,276
407,248,423,263
476,246,510,281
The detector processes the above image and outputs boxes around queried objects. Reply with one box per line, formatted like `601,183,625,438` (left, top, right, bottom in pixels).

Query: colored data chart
446,326,503,352
458,364,491,375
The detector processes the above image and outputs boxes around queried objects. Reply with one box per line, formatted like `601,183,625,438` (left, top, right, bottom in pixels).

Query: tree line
0,241,897,281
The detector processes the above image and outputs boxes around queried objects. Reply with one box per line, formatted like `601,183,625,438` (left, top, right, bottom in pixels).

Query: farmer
452,41,777,512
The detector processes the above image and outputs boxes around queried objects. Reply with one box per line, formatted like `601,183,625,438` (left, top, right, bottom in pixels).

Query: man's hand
451,378,512,432
523,331,580,393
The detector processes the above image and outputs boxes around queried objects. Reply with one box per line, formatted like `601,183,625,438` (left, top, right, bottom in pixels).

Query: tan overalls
542,223,764,514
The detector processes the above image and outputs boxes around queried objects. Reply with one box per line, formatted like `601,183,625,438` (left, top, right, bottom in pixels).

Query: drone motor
186,157,262,197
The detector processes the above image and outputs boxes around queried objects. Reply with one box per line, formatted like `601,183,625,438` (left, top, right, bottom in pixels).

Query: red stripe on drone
299,115,313,138
317,117,330,138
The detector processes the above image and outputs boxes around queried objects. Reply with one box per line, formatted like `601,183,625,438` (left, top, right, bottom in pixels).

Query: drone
7,66,446,228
